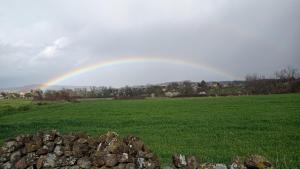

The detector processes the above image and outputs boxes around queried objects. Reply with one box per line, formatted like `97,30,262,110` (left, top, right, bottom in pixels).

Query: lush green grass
1,94,300,168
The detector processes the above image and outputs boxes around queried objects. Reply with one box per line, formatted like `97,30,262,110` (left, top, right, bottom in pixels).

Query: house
19,92,25,99
165,91,180,97
198,91,207,96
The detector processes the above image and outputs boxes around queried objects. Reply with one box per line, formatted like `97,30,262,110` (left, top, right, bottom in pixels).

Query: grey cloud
0,0,300,88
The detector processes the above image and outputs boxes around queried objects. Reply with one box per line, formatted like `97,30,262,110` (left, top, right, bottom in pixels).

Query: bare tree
275,67,298,80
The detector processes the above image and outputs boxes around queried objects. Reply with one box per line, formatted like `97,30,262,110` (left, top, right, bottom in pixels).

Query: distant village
1,77,299,101
0,67,299,101
0,80,244,100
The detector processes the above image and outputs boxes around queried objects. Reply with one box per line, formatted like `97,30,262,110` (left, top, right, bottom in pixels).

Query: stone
5,141,18,153
32,135,43,147
67,156,78,165
63,138,73,152
100,166,110,169
45,142,55,152
77,138,88,144
92,155,105,167
10,151,22,162
15,158,27,169
61,165,80,169
244,155,273,169
0,148,4,155
144,160,158,169
54,136,63,145
97,132,119,152
172,154,187,168
91,167,101,169
54,145,64,156
65,150,73,157
77,157,92,169
198,163,216,169
15,136,25,142
36,157,44,169
125,163,136,169
87,137,97,149
2,161,12,169
0,153,10,163
73,141,89,157
137,157,145,169
229,157,246,169
70,166,80,169
43,134,52,142
215,164,227,169
113,163,127,169
104,154,118,167
24,152,38,166
163,166,174,169
124,136,145,152
36,147,48,155
118,153,130,163
42,131,57,143
43,153,57,168
107,140,126,154
57,156,78,166
144,153,155,160
64,134,78,142
186,155,199,169
25,143,39,153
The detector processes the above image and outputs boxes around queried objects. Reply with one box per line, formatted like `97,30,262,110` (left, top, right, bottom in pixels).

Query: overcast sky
0,0,300,88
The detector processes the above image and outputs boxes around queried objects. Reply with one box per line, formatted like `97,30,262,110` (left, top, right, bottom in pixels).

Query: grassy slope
0,94,300,168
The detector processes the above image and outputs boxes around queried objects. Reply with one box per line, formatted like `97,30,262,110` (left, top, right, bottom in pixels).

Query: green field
1,94,300,168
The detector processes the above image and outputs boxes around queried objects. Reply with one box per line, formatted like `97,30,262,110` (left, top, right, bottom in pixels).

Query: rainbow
39,56,240,90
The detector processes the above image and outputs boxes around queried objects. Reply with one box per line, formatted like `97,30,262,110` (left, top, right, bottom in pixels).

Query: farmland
0,94,300,168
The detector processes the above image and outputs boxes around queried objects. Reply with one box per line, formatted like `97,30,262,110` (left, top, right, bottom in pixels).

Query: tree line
1,67,299,101
245,67,300,94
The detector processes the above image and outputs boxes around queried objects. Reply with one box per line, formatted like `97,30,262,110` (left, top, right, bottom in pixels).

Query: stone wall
0,131,273,169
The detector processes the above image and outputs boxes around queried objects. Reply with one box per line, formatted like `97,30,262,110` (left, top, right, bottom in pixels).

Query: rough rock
54,145,64,156
10,150,21,162
25,143,39,153
113,163,127,169
78,157,92,169
2,161,12,169
229,156,246,169
163,166,174,169
36,147,48,155
5,141,18,153
244,155,273,169
36,157,44,169
186,156,199,169
215,164,227,169
57,156,77,166
172,154,187,168
73,139,89,158
0,153,10,163
15,158,27,169
104,154,118,167
126,163,137,169
0,130,274,169
43,153,57,168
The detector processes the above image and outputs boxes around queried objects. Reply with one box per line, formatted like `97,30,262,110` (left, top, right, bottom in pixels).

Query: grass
0,94,300,168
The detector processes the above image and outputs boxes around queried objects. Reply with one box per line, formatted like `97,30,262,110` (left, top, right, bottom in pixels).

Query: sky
0,0,300,88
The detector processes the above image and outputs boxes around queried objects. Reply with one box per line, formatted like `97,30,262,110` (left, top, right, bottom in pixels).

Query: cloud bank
0,0,299,88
